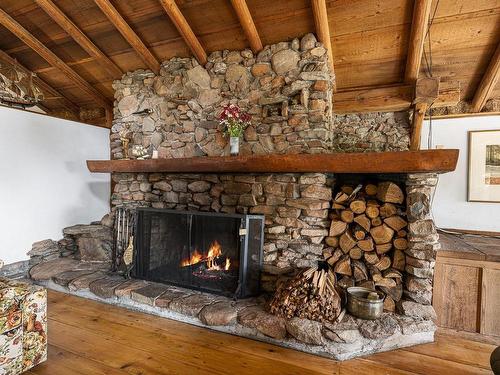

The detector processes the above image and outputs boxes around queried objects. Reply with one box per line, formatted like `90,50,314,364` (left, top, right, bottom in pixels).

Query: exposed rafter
35,0,122,79
0,7,112,111
159,0,207,66
94,0,160,73
310,0,335,89
471,43,500,113
0,48,79,116
405,0,433,83
230,0,262,53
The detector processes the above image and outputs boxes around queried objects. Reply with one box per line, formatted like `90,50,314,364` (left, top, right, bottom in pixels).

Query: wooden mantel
87,150,458,174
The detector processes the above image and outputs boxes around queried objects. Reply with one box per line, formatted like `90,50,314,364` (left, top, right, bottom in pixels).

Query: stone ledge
30,258,436,361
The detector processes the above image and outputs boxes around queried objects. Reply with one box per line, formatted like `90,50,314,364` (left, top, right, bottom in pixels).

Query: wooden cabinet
433,233,500,337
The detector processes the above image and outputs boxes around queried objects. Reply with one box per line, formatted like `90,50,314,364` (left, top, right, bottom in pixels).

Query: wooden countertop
438,231,500,263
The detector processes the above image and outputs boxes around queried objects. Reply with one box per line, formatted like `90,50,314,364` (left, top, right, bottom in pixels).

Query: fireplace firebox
132,208,264,298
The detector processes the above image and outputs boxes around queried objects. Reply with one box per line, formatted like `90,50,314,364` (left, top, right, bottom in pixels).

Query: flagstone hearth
30,256,435,361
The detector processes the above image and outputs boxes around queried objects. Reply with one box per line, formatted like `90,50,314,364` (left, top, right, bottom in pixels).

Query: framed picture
468,130,500,202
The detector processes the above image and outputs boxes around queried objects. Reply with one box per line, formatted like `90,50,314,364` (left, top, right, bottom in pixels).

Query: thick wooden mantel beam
87,150,459,174
159,0,207,65
35,0,122,79
230,0,262,53
0,7,111,110
94,0,160,73
471,43,500,113
405,0,433,83
311,0,335,88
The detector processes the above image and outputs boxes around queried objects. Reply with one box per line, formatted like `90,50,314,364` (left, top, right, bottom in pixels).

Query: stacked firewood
269,265,342,323
324,181,407,312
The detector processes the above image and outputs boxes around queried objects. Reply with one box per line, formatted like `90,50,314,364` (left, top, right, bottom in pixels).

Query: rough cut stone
186,65,210,89
169,293,220,317
155,288,192,308
199,301,238,326
30,258,95,281
28,239,60,257
114,279,150,297
300,33,317,51
358,314,399,339
237,306,287,339
271,49,299,74
52,270,97,287
398,300,437,320
285,317,323,345
322,319,363,344
395,315,437,335
131,283,170,305
89,276,126,299
68,271,107,291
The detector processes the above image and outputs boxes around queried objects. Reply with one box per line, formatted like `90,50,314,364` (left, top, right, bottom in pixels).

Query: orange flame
181,249,203,267
180,240,231,271
207,240,222,259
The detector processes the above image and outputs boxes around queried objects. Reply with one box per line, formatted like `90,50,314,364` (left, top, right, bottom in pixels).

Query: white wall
421,114,500,232
0,106,110,264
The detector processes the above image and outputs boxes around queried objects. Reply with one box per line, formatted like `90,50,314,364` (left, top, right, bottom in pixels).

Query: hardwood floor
29,291,496,375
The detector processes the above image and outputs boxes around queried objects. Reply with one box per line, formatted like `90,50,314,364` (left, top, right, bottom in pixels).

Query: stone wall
332,112,410,152
112,172,334,291
111,33,334,159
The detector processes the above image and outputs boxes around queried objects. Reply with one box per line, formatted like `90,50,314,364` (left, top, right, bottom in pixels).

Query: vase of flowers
217,104,251,156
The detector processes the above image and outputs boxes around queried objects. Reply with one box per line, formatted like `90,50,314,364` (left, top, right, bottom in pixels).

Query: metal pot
346,287,384,320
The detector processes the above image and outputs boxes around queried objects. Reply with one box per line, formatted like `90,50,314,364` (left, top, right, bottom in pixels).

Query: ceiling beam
311,0,335,90
94,0,160,73
159,0,207,65
471,43,500,113
0,7,112,110
333,81,460,114
35,0,122,79
405,0,433,83
230,0,262,53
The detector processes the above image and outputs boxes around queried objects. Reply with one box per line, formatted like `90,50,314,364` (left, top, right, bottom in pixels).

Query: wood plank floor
28,291,496,375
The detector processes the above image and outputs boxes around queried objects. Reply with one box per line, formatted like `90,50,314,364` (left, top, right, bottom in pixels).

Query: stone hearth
30,256,435,361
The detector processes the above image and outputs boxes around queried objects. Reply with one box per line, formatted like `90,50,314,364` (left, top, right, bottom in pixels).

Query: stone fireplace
27,34,452,361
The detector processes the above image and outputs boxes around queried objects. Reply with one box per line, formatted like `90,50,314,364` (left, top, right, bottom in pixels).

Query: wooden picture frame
468,130,500,202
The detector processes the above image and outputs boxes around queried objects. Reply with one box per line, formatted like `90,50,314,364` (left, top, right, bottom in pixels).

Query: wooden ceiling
0,0,498,127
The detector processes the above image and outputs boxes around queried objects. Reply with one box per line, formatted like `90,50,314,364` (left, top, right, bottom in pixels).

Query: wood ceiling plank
471,43,500,112
405,0,433,83
335,59,405,90
0,6,111,110
230,0,263,53
158,0,208,65
93,0,160,73
327,0,412,37
311,0,335,88
35,0,122,79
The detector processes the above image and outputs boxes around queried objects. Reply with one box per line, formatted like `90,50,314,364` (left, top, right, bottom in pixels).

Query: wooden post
310,0,335,89
410,102,428,151
230,0,262,53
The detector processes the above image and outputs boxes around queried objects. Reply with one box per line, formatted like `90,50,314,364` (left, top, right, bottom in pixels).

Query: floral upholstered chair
0,278,47,374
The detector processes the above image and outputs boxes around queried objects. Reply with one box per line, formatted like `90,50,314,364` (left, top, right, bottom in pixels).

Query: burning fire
181,240,231,271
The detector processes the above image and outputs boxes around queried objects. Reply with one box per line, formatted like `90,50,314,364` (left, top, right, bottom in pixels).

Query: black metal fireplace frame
132,208,265,299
